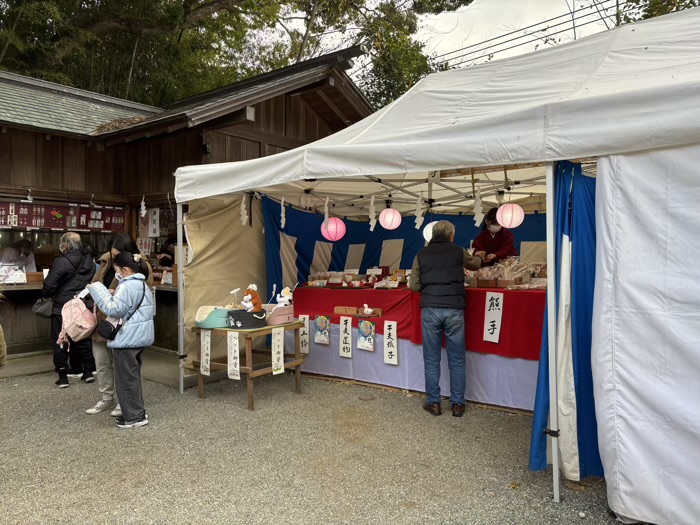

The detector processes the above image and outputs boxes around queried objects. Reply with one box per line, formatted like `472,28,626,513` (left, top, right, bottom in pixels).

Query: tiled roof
0,46,370,138
0,71,161,136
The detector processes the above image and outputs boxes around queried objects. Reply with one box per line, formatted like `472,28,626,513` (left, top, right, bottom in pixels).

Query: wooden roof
0,47,374,143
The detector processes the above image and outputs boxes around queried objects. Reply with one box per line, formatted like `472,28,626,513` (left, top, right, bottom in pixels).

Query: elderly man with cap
409,220,484,417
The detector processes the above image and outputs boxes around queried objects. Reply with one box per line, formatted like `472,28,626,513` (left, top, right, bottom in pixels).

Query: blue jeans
421,307,466,405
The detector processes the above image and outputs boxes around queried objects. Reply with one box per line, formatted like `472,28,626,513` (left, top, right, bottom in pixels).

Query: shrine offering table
192,321,305,411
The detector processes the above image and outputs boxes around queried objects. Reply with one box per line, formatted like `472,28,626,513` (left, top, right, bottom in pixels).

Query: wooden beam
328,69,374,118
203,106,256,132
316,88,351,125
222,126,306,150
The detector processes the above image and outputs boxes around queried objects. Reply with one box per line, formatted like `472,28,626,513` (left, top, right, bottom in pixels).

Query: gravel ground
1,372,614,525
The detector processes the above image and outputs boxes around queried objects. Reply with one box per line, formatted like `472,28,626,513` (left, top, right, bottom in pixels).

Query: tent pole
545,162,561,503
177,203,185,394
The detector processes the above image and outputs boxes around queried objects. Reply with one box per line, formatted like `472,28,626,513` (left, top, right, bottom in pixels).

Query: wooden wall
0,91,334,203
0,128,122,199
204,94,333,165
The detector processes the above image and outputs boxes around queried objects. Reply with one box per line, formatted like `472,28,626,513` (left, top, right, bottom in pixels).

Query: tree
0,0,282,105
0,0,478,108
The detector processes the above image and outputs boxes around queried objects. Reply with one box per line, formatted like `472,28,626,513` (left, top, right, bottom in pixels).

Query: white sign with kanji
339,316,352,358
384,321,398,365
483,292,504,343
148,207,160,238
272,327,285,375
200,329,211,376
227,331,240,380
299,315,310,354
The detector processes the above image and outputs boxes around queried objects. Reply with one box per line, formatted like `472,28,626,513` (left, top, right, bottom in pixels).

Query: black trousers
50,314,94,374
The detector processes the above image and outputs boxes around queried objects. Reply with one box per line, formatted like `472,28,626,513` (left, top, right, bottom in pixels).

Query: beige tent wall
183,196,266,367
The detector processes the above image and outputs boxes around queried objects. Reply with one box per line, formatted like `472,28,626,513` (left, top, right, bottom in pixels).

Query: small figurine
362,304,374,315
276,286,293,306
241,284,263,312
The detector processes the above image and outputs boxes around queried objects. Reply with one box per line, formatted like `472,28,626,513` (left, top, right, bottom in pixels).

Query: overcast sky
419,0,620,66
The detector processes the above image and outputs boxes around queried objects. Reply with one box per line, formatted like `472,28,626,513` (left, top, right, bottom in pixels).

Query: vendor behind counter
472,208,518,266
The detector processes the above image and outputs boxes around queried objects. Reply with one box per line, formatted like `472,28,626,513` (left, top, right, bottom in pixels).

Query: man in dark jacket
409,221,483,417
43,232,96,388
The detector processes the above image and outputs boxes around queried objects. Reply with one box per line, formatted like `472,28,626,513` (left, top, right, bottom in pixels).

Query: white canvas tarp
594,144,700,525
175,8,700,204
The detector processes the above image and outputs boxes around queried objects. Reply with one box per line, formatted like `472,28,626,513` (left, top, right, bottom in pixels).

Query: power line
348,1,630,82
452,5,635,67
444,1,627,65
433,0,624,60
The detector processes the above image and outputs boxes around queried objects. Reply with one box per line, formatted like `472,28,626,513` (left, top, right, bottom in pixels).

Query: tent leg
177,203,186,394
546,162,561,503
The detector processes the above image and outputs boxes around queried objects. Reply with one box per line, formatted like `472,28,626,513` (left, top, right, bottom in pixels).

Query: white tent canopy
175,8,700,205
172,9,700,522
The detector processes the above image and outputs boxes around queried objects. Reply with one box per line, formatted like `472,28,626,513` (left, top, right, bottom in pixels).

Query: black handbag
32,297,54,318
34,258,80,318
96,317,123,341
96,283,146,341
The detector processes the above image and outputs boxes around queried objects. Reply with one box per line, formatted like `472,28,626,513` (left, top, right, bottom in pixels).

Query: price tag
339,316,352,358
299,315,310,354
200,330,211,376
272,327,285,375
384,321,398,365
227,332,240,380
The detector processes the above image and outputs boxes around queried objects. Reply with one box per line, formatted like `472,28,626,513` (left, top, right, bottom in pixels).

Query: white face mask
488,224,502,233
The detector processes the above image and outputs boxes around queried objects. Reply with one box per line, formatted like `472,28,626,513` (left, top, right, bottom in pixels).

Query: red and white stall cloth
293,287,545,361
285,325,539,410
292,287,545,410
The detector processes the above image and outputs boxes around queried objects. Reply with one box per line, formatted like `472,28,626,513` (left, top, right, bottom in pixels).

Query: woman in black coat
42,232,96,388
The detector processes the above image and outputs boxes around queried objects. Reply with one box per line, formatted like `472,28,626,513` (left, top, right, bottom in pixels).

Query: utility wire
434,0,624,60
349,1,629,80
452,5,635,67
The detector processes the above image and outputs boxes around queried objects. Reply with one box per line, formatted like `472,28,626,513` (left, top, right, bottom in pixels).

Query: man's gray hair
60,232,82,252
432,220,455,240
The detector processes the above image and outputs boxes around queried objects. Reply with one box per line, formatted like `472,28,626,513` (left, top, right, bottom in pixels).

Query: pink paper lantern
321,217,346,241
496,203,525,229
379,208,402,230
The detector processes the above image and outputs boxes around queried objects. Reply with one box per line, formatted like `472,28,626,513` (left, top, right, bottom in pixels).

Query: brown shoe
423,402,442,416
451,403,465,417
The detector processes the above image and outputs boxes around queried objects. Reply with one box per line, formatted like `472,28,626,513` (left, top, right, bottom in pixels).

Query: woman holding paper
88,252,154,429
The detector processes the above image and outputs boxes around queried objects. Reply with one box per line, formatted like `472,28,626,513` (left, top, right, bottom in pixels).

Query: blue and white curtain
262,197,547,298
529,161,603,480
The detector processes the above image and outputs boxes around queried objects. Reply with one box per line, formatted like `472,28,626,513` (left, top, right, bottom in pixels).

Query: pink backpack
57,297,97,346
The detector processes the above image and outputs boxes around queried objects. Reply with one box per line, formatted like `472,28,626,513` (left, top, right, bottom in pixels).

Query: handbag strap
122,282,146,325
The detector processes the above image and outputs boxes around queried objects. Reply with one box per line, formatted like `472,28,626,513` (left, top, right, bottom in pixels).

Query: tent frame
173,159,563,501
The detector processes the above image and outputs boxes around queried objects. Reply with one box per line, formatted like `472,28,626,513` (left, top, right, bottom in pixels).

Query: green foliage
0,0,473,109
625,0,699,20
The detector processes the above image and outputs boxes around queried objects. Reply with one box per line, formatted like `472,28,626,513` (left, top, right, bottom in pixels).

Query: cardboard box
477,279,498,288
25,272,44,283
334,306,358,315
466,278,478,288
495,276,531,288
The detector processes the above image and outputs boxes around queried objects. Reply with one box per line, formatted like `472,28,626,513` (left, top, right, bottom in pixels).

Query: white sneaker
86,400,117,415
110,404,122,417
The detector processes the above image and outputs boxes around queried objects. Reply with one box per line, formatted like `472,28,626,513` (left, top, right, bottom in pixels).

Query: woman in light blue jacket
88,252,154,429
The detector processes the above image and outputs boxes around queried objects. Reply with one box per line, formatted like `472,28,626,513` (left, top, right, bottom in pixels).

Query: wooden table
192,321,305,410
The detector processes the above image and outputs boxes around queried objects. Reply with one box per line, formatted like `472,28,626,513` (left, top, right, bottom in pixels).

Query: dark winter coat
42,250,96,315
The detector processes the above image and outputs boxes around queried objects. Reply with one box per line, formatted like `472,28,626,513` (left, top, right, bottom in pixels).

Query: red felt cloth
293,286,545,361
293,287,420,341
463,287,545,360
